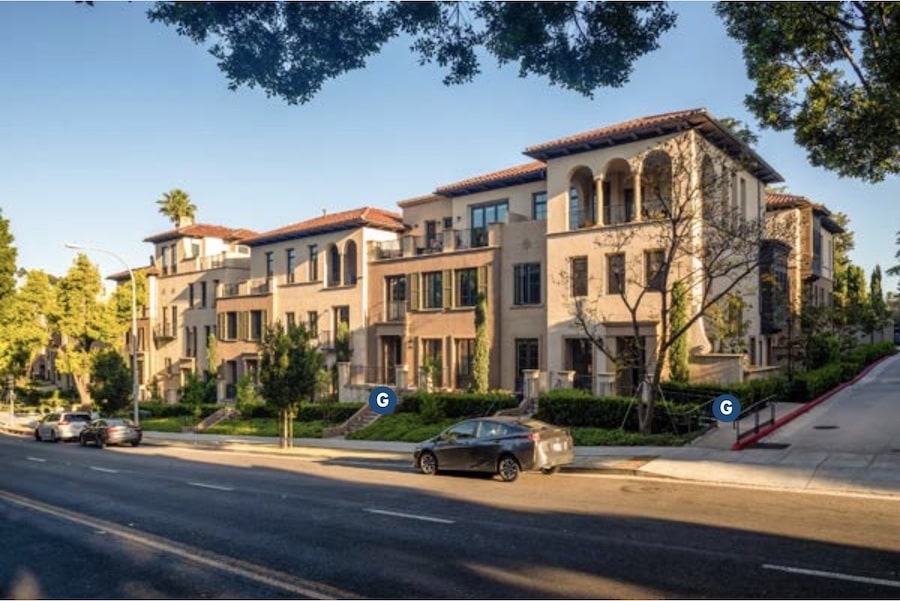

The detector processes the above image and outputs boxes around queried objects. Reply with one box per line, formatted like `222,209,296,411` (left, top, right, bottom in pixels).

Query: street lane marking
762,564,900,589
0,490,362,599
364,508,454,524
90,466,119,474
187,482,234,492
26,457,46,463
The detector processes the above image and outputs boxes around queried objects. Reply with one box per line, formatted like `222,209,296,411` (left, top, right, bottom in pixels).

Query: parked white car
34,412,92,442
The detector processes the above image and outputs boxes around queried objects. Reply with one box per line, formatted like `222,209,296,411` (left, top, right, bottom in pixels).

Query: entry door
565,338,593,391
515,339,539,393
381,336,402,385
615,336,646,397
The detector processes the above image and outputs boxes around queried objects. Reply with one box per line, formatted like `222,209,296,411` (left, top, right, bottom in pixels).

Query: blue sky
2,2,898,292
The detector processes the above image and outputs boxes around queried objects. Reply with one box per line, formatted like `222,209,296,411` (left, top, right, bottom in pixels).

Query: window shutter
443,270,452,309
409,273,419,310
239,311,249,341
477,265,489,299
217,313,225,339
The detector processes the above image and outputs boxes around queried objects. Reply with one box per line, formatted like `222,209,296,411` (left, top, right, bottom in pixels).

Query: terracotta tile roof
106,265,159,282
524,108,783,184
434,161,547,197
243,206,406,246
766,192,812,209
143,223,257,244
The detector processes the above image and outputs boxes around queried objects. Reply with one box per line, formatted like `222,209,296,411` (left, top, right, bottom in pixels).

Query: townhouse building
116,108,804,405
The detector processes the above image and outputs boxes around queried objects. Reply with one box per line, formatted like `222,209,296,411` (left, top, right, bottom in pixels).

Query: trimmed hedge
137,402,221,418
398,392,518,419
535,389,703,431
230,402,363,423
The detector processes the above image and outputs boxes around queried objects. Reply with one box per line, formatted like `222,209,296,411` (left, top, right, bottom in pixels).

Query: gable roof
106,265,159,282
434,161,547,198
243,207,406,247
143,223,257,244
524,108,783,184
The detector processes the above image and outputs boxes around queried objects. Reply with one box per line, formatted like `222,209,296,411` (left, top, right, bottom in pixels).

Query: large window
608,254,625,294
265,252,274,280
225,312,238,340
286,248,296,283
249,310,265,341
456,268,478,307
328,245,341,287
200,281,207,308
645,250,666,292
571,257,588,297
308,245,319,281
422,339,443,387
532,191,547,221
422,271,443,309
455,338,475,390
386,275,407,321
470,200,508,247
514,263,541,305
307,311,318,337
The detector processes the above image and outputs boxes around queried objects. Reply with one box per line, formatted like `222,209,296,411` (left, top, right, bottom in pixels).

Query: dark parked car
413,416,574,482
79,418,142,448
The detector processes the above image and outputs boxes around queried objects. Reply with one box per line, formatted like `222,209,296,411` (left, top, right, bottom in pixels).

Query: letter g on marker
712,394,741,422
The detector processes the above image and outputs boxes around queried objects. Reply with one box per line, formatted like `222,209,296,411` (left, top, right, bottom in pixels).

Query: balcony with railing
369,224,502,261
159,252,251,276
217,278,273,298
153,322,176,342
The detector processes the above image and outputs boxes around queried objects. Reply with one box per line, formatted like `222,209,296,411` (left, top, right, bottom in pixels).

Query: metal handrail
735,394,778,441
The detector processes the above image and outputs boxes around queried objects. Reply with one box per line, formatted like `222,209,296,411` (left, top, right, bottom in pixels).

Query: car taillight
58,420,69,425
528,432,541,442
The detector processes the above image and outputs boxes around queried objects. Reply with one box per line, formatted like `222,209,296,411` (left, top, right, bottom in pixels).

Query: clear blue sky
2,2,898,292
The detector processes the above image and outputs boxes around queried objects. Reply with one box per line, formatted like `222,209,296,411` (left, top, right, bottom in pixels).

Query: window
456,268,478,307
161,246,169,274
307,311,318,337
568,186,581,230
424,221,439,251
200,281,207,308
422,271,443,309
328,245,341,287
184,327,192,357
532,191,547,221
455,339,475,390
308,245,319,281
225,312,238,340
334,305,350,334
170,244,178,273
645,250,666,291
422,338,443,386
285,312,295,328
171,306,178,332
470,200,508,247
343,241,357,285
249,310,265,341
212,279,219,308
608,254,625,294
442,217,453,229
265,251,274,280
739,177,747,221
204,325,211,351
386,275,407,321
286,248,296,283
513,263,541,305
188,283,194,308
571,257,588,297
445,420,476,440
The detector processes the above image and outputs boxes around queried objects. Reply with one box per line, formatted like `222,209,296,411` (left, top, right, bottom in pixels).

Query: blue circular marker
712,394,741,422
368,387,398,415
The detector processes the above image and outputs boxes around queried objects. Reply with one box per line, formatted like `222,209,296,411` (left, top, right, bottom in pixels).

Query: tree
0,209,22,380
888,229,900,278
156,188,197,227
7,270,57,380
667,281,689,381
0,210,16,304
717,2,900,182
566,132,785,434
258,321,324,448
471,292,489,392
866,265,888,342
147,2,677,105
55,254,119,405
89,349,132,414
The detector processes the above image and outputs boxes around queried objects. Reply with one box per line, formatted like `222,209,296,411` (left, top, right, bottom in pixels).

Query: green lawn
347,413,456,443
204,418,326,438
570,427,694,446
139,416,196,433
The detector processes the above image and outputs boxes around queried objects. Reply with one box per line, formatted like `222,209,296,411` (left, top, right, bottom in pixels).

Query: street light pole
65,243,140,425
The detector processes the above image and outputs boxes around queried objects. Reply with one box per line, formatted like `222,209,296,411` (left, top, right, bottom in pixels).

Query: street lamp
64,243,140,425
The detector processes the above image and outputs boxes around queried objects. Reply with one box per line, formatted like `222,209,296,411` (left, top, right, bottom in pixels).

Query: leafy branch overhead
146,1,677,104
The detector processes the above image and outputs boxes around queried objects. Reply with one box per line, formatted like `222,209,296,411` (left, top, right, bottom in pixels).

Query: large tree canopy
147,2,677,104
716,2,900,182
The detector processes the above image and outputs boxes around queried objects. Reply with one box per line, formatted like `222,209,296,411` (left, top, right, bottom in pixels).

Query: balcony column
337,361,351,402
395,364,409,391
633,166,643,222
594,174,605,226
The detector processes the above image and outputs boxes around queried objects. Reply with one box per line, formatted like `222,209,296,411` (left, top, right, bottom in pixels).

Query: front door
515,338,539,393
615,336,646,397
565,338,593,391
381,336,402,385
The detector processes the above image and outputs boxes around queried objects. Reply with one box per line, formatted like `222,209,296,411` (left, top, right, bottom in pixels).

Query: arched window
568,167,595,230
343,241,358,286
603,159,633,224
641,151,672,219
328,244,341,287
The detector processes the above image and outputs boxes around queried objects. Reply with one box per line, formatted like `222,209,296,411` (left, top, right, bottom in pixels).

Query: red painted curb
731,353,895,451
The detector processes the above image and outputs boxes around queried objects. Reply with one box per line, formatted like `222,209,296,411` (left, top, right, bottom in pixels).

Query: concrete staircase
322,405,382,438
193,407,241,433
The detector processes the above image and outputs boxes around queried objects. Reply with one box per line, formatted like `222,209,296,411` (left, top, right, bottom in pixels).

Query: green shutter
409,273,419,310
217,313,225,339
443,270,452,309
477,265,489,299
239,311,249,341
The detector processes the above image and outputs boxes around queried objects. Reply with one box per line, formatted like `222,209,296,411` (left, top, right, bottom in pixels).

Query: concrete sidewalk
137,430,900,499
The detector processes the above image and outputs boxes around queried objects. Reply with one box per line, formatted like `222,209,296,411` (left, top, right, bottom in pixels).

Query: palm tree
156,189,197,227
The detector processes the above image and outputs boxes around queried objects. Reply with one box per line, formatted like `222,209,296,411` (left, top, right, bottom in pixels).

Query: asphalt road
766,353,900,454
1,435,899,599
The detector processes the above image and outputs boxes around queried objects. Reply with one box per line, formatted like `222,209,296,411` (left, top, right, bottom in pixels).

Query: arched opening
327,244,341,287
641,151,673,219
343,240,358,286
603,159,634,225
568,166,595,230
700,156,720,223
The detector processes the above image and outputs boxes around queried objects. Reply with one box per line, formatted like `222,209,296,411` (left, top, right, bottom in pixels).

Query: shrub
535,390,703,432
398,391,517,418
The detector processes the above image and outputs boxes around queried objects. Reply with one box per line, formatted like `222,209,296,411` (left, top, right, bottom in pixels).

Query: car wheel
96,436,105,449
540,466,560,475
497,455,521,482
131,440,140,447
49,430,58,443
79,435,87,447
34,429,41,441
418,452,438,476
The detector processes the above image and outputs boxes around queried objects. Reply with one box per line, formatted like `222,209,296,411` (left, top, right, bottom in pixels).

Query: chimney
178,215,195,228
322,209,327,216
